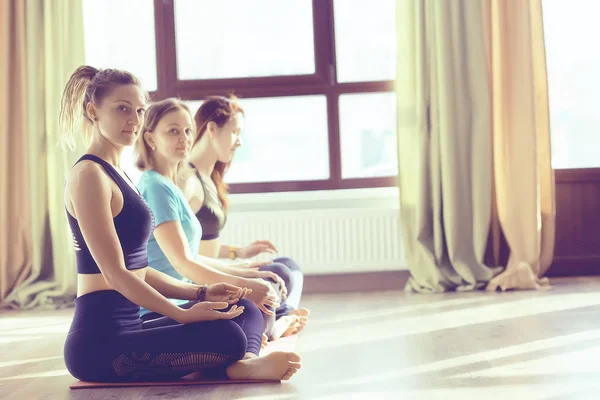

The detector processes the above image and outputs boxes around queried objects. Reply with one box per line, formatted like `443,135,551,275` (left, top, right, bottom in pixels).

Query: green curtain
395,0,502,293
2,0,86,309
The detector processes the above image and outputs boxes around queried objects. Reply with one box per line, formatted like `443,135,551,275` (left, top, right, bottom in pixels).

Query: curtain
0,0,32,303
1,0,86,309
396,0,501,293
484,0,554,291
396,0,555,292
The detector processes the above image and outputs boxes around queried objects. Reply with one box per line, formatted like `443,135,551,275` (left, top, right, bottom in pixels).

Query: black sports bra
192,168,227,240
67,154,155,274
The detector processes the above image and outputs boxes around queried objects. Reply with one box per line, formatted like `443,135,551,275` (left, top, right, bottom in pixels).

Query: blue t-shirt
137,170,202,314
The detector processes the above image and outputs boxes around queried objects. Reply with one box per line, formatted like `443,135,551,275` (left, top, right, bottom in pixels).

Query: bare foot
269,315,300,341
226,351,301,381
261,334,269,349
280,318,301,337
289,308,310,317
283,308,310,336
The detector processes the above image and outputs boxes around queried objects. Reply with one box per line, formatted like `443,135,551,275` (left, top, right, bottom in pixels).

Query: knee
263,263,292,288
273,257,302,273
236,298,263,322
213,320,247,361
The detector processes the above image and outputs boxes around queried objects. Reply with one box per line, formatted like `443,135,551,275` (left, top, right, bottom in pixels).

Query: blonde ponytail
58,65,98,151
58,65,145,151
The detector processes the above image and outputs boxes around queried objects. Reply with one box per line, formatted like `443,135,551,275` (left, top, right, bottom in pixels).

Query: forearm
196,254,230,272
177,258,246,287
144,267,200,301
218,244,243,259
197,255,247,278
108,270,185,322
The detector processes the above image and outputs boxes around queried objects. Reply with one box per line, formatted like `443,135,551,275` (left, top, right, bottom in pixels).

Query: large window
82,0,158,91
543,0,600,169
83,0,397,192
174,1,316,80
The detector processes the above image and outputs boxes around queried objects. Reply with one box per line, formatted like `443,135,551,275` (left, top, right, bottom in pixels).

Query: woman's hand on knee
243,279,281,315
179,302,244,324
254,271,287,299
230,269,287,300
206,282,252,304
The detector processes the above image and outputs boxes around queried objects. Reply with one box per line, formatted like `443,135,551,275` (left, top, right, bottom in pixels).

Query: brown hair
135,98,192,171
193,95,244,210
58,65,146,151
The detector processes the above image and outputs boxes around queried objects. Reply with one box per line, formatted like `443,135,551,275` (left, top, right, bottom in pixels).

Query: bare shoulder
177,165,200,198
65,160,113,213
68,160,110,193
177,164,196,182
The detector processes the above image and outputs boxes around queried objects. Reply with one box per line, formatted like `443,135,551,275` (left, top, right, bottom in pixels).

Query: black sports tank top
192,167,226,240
66,154,155,274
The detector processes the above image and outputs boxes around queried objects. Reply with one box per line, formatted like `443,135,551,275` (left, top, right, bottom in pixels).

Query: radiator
221,208,406,274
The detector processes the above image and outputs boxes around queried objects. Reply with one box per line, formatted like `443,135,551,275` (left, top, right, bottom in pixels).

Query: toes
281,315,299,326
288,361,301,369
291,308,310,317
286,352,301,362
283,322,300,337
282,320,301,337
281,368,299,381
290,323,305,334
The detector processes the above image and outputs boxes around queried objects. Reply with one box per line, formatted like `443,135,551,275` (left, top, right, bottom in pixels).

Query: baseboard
303,270,410,294
301,259,600,293
301,260,600,293
546,256,600,277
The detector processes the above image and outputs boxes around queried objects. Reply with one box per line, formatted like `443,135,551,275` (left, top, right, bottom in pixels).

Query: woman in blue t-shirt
135,98,300,381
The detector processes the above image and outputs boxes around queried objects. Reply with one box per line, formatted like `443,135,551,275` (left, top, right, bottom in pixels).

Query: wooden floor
1,276,600,399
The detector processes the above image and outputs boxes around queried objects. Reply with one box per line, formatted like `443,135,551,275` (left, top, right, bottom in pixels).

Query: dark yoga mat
70,335,298,389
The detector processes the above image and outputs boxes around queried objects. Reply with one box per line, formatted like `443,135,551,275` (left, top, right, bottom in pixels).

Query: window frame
152,0,397,193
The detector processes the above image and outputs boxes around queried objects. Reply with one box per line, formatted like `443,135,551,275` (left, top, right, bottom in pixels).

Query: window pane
186,96,329,184
122,146,142,185
82,0,157,91
543,0,600,168
334,0,396,83
339,93,397,179
174,0,315,80
186,101,203,117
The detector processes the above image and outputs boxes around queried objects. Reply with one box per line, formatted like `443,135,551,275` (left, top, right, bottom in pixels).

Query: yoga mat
69,335,298,389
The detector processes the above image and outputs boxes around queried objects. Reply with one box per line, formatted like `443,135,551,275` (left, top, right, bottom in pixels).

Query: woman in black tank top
58,66,301,382
184,96,310,342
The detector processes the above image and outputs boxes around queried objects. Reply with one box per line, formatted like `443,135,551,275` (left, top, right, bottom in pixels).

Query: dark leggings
143,257,303,342
259,257,304,319
64,291,264,382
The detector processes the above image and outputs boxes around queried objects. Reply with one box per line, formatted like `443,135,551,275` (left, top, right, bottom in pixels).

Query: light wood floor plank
0,277,599,399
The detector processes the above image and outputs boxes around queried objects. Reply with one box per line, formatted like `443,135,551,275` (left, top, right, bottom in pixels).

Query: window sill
228,187,400,212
